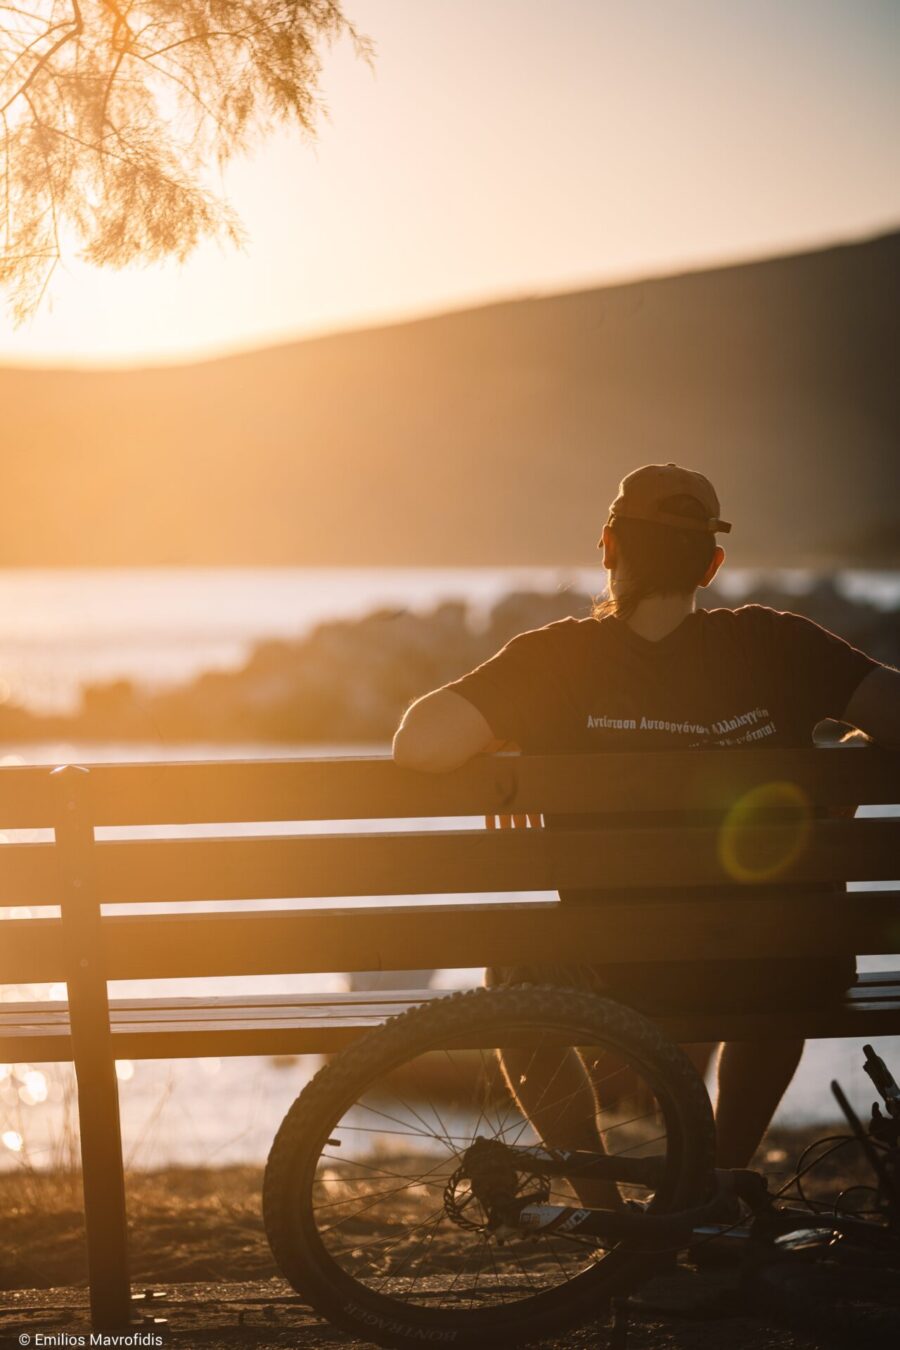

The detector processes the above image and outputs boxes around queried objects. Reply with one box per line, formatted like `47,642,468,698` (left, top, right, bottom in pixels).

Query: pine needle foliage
0,2,366,320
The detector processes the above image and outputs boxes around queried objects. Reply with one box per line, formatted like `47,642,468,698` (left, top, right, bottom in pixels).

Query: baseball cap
607,463,732,535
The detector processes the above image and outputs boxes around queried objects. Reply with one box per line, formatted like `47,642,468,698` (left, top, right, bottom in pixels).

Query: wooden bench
1,749,898,1329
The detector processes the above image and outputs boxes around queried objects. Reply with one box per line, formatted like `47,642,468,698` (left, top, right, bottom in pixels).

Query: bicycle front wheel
263,985,715,1349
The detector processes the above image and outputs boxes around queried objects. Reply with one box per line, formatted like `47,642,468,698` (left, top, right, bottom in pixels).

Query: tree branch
1,18,73,96
20,87,62,308
0,108,9,247
0,0,362,318
100,0,135,54
0,0,83,116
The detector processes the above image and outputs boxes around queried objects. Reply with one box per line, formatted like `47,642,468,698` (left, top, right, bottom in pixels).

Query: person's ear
699,544,725,589
600,523,617,572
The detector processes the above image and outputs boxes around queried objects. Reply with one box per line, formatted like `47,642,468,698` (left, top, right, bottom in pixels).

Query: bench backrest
1,749,898,988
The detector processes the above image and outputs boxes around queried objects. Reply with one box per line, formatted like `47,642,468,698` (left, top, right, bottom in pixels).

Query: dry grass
0,1122,881,1294
1,1164,275,1291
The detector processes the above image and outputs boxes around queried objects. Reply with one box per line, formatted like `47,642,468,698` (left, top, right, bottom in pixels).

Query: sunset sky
1,0,897,367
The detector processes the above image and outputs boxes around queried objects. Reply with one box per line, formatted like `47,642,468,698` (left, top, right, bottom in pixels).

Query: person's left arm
765,608,890,739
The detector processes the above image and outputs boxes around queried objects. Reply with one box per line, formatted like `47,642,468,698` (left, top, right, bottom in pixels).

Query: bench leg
75,1050,133,1329
52,766,132,1329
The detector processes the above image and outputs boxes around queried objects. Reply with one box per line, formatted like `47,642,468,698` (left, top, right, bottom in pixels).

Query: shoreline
0,577,896,746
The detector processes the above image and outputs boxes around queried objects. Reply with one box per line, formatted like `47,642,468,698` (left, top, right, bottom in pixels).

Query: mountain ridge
1,230,897,566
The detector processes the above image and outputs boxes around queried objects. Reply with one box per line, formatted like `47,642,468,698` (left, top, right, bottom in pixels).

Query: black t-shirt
445,605,878,1010
446,604,876,756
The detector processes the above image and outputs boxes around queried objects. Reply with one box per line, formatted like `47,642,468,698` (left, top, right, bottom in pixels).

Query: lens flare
718,781,812,884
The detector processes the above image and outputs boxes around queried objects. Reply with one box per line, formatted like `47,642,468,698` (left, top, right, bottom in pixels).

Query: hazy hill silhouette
1,231,897,566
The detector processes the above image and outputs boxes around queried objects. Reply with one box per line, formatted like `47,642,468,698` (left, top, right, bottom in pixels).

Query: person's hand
481,740,542,828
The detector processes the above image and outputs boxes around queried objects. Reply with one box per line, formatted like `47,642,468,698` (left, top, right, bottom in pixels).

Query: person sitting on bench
393,463,900,1171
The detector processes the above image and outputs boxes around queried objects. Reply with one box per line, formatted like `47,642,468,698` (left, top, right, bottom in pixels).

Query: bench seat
4,970,900,1062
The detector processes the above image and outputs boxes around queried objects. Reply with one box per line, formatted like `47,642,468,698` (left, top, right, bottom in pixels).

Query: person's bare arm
842,666,900,748
392,688,507,772
392,689,541,828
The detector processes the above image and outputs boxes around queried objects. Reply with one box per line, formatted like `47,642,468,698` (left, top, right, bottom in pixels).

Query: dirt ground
0,1124,886,1349
1,1270,828,1350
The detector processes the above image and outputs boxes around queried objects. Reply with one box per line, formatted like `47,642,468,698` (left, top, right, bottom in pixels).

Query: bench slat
0,988,451,1018
2,978,899,1062
3,751,893,829
76,750,900,824
8,985,900,1032
77,819,899,905
9,817,897,909
4,892,899,982
3,969,898,1021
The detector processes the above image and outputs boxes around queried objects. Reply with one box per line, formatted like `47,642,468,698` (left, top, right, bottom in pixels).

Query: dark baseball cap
607,463,732,534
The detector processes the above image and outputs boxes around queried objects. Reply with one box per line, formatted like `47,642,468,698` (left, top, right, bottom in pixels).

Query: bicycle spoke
316,1151,447,1184
329,1202,448,1263
374,1208,448,1294
398,1208,450,1299
267,992,713,1328
316,1173,447,1233
344,1097,461,1154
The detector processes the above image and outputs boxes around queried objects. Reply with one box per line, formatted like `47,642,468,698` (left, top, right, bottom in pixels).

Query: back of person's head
594,464,730,621
595,496,717,620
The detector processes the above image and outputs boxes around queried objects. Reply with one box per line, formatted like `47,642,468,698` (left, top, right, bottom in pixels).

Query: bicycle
262,984,900,1348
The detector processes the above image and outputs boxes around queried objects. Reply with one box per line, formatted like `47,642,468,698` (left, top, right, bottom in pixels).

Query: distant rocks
0,578,896,744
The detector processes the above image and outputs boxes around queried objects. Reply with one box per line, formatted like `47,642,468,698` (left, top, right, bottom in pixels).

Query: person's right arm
842,665,900,747
392,688,509,773
392,622,568,835
394,623,564,772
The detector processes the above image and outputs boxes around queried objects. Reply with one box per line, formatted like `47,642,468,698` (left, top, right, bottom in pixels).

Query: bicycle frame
471,1140,899,1249
467,1142,742,1242
471,1045,900,1247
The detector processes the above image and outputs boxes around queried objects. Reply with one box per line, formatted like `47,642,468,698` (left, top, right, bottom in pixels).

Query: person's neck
622,591,696,642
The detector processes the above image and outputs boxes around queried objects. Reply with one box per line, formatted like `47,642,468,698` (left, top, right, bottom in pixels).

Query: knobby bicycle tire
263,985,715,1349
